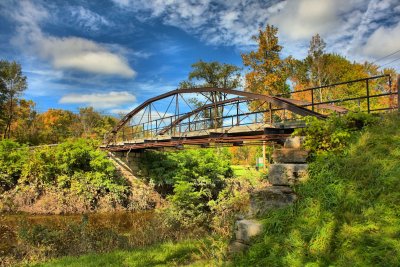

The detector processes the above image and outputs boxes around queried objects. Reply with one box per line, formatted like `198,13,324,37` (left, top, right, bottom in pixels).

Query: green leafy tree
180,60,241,128
0,60,27,138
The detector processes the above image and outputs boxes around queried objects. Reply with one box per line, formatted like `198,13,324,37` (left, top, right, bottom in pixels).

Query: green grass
232,113,400,267
29,239,219,267
231,165,264,182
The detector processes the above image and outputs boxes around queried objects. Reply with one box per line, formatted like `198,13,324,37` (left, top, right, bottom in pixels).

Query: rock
235,219,263,244
228,240,250,254
249,186,297,217
284,136,305,149
272,148,308,163
268,164,308,185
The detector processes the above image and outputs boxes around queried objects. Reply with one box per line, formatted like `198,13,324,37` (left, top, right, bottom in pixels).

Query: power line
372,48,400,64
379,57,400,68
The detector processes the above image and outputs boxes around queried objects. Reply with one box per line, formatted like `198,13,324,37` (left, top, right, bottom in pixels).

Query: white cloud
9,0,135,78
38,37,135,77
60,91,136,109
68,6,111,31
111,0,283,47
362,22,400,58
111,0,400,64
269,0,365,40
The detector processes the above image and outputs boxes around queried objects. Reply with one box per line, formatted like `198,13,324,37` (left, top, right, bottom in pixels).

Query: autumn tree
11,99,40,144
242,24,291,98
0,60,27,138
37,109,77,143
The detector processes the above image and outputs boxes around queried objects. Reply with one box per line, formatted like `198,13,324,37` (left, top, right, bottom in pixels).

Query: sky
0,0,399,115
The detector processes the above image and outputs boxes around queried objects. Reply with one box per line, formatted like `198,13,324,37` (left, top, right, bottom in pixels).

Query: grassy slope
233,113,400,266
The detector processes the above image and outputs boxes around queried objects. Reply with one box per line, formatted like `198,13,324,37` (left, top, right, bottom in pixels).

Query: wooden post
397,75,400,112
262,141,266,171
366,79,370,113
311,89,314,111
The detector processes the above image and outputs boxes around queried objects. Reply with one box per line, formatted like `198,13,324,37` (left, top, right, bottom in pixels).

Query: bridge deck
104,122,305,151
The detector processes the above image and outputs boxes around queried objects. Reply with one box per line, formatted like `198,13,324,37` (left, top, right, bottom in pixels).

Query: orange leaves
241,24,290,97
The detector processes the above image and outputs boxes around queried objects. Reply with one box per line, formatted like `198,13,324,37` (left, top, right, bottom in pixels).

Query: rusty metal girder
105,87,326,145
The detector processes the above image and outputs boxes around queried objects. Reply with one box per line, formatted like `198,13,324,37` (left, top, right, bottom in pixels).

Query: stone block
249,186,297,217
284,136,305,149
235,219,263,244
272,148,308,163
228,240,250,254
268,164,308,185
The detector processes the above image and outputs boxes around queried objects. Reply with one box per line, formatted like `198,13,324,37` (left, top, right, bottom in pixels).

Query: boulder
284,136,305,149
249,186,297,217
268,164,308,185
272,148,308,163
235,219,263,244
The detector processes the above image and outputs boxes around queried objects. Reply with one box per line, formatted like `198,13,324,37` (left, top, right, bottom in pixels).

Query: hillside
233,113,400,266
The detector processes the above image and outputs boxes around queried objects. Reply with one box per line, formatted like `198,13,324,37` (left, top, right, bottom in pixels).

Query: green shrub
140,148,233,227
0,138,129,211
0,140,28,191
294,112,378,153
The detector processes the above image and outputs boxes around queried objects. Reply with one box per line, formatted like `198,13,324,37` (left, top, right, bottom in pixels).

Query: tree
0,60,27,138
242,24,291,99
11,99,39,144
306,34,327,101
180,60,241,128
38,109,77,143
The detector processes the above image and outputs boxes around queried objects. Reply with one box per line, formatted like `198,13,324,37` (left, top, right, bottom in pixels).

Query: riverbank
0,211,207,266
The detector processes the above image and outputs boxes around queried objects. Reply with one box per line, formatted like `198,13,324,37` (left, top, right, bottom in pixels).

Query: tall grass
233,113,400,266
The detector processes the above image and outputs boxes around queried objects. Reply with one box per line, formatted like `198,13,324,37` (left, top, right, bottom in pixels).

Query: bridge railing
276,74,397,114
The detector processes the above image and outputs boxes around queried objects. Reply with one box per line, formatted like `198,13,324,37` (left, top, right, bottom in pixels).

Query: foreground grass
29,239,222,267
233,113,400,266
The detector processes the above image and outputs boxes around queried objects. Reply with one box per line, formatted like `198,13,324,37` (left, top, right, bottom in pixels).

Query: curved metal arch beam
275,97,348,113
157,97,251,135
159,96,347,136
105,87,326,145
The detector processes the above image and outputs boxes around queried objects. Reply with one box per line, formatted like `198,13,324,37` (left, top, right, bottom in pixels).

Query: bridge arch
103,87,340,147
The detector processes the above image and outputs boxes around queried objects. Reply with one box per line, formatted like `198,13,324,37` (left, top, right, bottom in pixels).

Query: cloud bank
112,0,400,62
8,0,135,78
60,91,136,109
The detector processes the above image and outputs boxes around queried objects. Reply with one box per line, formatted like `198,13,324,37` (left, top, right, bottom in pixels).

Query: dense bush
140,148,234,227
0,139,129,212
0,140,28,191
294,112,378,153
234,113,400,266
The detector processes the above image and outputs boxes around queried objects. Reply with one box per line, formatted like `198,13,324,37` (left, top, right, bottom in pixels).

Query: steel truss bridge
103,75,398,152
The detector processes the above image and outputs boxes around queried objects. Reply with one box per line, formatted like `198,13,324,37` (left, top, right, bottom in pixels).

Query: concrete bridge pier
109,150,145,177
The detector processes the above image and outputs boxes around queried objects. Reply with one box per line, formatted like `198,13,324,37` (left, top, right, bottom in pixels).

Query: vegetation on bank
0,139,131,214
32,112,400,267
233,113,400,266
0,141,263,266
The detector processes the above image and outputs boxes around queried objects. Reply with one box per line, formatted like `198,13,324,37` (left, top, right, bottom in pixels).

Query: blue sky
0,0,399,115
